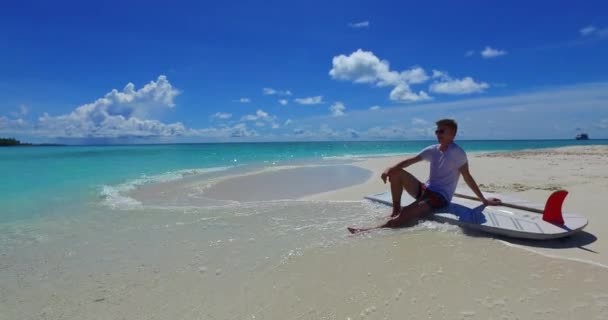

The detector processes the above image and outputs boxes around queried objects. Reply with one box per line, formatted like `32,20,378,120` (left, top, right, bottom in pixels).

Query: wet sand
202,165,372,202
128,164,371,206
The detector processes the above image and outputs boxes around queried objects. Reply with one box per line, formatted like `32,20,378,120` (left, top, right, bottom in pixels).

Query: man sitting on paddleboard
349,119,501,233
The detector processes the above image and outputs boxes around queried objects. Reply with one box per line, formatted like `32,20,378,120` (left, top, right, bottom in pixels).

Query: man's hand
381,167,394,184
483,197,502,206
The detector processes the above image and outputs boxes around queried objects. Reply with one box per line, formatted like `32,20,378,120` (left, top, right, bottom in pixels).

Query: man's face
435,125,455,143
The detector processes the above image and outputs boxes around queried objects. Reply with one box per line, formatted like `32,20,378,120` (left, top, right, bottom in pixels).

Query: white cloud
580,25,597,36
211,112,232,120
293,128,308,136
240,109,280,128
411,117,428,126
347,128,360,138
579,25,608,38
330,102,346,117
278,99,288,106
192,123,259,139
224,123,257,138
287,125,361,140
400,67,429,84
481,46,508,59
10,105,29,118
1,77,273,141
1,76,288,141
0,116,28,130
263,88,277,95
430,76,489,95
329,49,435,102
465,50,475,57
38,113,188,138
319,124,336,136
432,70,446,79
284,119,292,126
241,109,271,121
263,88,292,96
291,82,608,140
348,21,370,28
329,49,401,87
295,96,324,105
369,105,381,110
285,123,435,141
329,50,430,86
34,75,186,138
292,126,334,138
364,126,409,139
236,98,251,103
390,83,432,102
310,124,358,139
598,118,608,129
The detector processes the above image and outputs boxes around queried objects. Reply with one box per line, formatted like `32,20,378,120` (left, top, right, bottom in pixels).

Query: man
348,119,501,234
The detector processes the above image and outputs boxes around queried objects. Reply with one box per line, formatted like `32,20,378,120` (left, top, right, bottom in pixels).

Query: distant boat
576,133,589,140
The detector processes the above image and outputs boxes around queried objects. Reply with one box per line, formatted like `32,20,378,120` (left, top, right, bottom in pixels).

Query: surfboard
363,189,588,240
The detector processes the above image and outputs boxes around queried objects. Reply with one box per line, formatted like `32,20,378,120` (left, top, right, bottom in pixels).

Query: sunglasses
435,129,445,135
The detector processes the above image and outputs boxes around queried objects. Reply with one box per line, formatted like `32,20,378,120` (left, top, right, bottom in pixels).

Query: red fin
542,190,568,225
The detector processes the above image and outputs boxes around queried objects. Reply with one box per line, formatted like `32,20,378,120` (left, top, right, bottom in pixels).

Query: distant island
0,137,64,147
0,138,29,146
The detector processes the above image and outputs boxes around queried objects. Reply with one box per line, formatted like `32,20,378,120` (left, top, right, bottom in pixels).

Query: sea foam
99,167,232,210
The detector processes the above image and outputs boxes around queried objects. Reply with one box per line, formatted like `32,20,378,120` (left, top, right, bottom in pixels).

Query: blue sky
1,0,607,143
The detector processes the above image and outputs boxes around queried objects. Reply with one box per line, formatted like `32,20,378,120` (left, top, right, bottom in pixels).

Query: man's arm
381,155,423,183
459,163,501,206
392,155,423,170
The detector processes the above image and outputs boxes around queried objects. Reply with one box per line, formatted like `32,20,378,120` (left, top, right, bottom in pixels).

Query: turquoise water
1,140,607,222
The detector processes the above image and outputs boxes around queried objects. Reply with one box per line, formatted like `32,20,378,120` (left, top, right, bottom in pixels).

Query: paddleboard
364,189,588,240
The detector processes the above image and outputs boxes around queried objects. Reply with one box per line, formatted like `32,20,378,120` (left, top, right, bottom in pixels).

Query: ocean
2,140,607,223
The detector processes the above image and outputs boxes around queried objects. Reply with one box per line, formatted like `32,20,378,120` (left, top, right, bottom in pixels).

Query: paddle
453,192,543,213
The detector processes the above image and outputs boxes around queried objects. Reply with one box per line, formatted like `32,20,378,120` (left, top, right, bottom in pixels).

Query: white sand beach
306,145,608,267
1,146,607,319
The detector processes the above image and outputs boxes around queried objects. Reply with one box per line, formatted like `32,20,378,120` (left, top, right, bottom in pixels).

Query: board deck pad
364,189,588,240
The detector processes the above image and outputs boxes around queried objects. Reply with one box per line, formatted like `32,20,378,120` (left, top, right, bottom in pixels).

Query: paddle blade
542,190,568,225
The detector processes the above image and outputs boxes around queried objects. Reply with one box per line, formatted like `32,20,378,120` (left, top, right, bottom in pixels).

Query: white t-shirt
417,143,468,202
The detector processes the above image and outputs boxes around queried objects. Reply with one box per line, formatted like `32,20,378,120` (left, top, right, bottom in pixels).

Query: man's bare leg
348,201,432,234
389,170,423,217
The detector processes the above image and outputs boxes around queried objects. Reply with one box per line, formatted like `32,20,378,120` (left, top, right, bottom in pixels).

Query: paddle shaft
453,193,544,214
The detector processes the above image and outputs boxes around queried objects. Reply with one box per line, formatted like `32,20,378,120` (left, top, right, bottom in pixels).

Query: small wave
322,154,366,161
99,166,232,210
322,153,406,161
497,240,608,270
411,220,462,233
100,185,143,210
